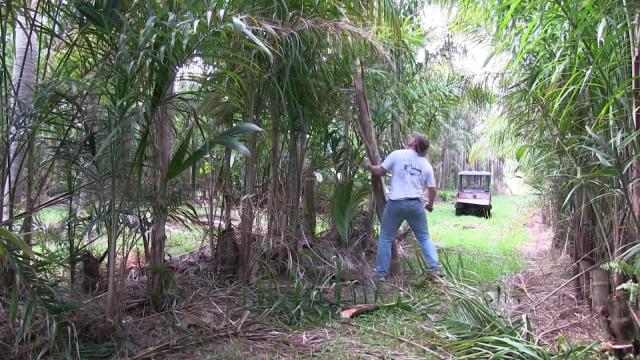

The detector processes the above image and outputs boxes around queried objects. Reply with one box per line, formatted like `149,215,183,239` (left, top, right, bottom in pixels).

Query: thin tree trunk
18,0,39,247
440,152,444,190
5,2,37,224
239,133,258,283
268,95,283,238
105,151,119,321
239,93,258,283
21,134,35,245
208,164,217,255
0,136,6,222
286,120,304,252
222,148,233,229
341,113,350,182
353,58,399,276
8,2,38,220
303,166,316,239
632,10,640,227
68,176,76,286
149,82,174,311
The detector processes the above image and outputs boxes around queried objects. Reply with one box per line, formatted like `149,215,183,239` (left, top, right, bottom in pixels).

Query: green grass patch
37,205,68,224
166,229,205,255
416,195,534,282
34,205,203,258
430,195,533,252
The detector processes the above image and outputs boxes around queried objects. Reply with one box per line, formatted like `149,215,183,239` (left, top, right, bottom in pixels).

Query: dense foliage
455,0,640,346
0,0,500,357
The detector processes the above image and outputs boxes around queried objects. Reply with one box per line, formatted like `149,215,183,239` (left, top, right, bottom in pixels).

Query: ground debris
503,211,601,346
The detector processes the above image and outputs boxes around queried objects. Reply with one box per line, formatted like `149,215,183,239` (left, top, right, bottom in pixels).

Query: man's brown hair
413,132,429,157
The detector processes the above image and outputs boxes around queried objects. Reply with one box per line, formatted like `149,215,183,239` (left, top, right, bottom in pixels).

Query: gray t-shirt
381,149,436,200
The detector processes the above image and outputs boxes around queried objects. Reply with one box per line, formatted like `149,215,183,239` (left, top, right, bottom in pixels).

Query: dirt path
520,211,554,257
505,210,601,345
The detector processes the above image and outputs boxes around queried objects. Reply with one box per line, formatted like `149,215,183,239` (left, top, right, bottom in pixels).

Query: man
368,132,442,280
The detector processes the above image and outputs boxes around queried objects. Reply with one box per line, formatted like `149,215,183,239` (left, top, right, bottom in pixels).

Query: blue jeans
375,199,441,277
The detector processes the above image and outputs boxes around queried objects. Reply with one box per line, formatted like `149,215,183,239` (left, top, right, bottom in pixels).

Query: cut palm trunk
216,227,238,280
578,258,594,304
353,58,399,276
591,268,610,309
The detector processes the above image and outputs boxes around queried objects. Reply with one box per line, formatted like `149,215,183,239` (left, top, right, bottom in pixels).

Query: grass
35,205,204,258
37,205,67,224
35,196,532,282
318,195,598,359
323,195,548,359
246,196,538,358
427,195,534,282
31,196,595,358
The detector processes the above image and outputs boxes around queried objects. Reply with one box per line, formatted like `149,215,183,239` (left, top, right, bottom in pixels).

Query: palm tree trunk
149,81,173,310
222,147,233,229
7,2,37,223
239,94,258,283
286,118,304,251
21,133,35,245
239,132,258,282
439,147,447,189
106,142,119,321
207,163,217,255
67,174,77,285
353,58,399,276
631,10,640,224
303,166,316,239
268,94,284,238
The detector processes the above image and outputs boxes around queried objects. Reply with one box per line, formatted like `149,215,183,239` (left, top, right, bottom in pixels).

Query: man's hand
365,158,386,177
426,188,436,212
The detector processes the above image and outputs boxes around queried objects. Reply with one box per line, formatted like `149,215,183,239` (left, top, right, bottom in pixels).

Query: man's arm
368,152,393,177
425,187,436,212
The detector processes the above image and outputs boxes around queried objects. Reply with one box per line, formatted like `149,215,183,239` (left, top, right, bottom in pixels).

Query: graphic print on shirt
403,162,423,177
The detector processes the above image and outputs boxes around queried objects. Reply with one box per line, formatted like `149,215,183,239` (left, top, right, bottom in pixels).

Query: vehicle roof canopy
458,171,491,176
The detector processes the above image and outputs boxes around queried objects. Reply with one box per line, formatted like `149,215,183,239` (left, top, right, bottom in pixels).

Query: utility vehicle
455,170,492,218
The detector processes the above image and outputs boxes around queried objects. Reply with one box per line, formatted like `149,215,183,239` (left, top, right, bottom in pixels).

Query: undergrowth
247,195,599,359
1,195,601,359
325,256,599,359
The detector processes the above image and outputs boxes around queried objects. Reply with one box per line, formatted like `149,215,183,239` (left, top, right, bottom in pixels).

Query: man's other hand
425,203,434,212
